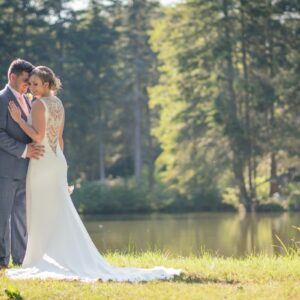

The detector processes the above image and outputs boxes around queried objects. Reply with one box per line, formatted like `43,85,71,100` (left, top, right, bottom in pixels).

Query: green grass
1,252,300,300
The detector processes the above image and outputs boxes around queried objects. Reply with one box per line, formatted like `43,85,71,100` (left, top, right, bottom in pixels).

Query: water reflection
81,212,300,257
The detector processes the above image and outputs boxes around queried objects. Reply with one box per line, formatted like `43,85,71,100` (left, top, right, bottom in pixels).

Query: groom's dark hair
8,58,35,78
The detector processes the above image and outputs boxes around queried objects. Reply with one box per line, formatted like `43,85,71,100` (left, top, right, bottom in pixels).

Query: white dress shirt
7,84,28,159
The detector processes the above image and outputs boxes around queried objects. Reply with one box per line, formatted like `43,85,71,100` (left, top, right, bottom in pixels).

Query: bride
6,66,182,282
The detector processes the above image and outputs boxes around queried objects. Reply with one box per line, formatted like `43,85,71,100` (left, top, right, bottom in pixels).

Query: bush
72,179,235,214
256,201,285,212
189,189,223,211
72,181,152,214
288,191,300,211
217,202,237,212
160,189,237,212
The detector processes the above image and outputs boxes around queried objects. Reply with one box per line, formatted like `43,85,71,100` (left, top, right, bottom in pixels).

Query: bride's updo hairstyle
31,66,62,91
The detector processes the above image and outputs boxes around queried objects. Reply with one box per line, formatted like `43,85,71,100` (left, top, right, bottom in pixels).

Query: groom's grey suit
0,85,31,266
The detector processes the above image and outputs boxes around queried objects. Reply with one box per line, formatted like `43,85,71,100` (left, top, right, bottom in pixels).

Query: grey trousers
0,177,27,266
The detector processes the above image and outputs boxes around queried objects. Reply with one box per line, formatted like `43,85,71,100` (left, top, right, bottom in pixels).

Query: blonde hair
31,66,62,91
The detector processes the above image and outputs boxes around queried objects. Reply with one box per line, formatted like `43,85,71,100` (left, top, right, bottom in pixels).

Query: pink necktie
18,95,29,117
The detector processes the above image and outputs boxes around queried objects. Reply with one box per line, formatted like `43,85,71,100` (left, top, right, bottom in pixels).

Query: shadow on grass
170,273,239,285
108,273,240,285
1,270,238,286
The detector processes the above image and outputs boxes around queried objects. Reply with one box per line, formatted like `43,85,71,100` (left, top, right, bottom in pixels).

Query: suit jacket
0,86,31,179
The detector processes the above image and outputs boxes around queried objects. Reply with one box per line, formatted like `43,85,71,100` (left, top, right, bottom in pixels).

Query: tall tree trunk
268,74,278,196
99,112,106,184
145,98,154,190
266,0,278,196
223,0,252,211
133,61,142,187
99,140,106,183
131,1,144,188
270,152,278,195
240,0,255,199
55,0,66,89
21,0,28,57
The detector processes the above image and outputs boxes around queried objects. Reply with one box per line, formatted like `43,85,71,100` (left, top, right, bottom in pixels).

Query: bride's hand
8,101,23,124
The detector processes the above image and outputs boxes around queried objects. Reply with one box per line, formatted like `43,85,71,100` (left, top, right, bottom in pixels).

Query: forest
1,0,300,213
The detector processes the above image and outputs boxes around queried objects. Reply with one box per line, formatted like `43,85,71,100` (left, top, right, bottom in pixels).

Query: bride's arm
8,100,45,144
59,107,65,152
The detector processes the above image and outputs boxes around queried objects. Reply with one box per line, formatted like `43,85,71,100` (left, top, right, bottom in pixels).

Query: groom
0,59,44,269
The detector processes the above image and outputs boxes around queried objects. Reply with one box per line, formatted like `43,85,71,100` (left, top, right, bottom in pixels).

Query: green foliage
222,187,240,208
285,183,300,196
72,181,152,214
4,286,23,300
72,178,231,213
1,0,300,212
275,226,300,256
288,191,300,211
255,177,270,200
256,201,285,212
149,0,300,211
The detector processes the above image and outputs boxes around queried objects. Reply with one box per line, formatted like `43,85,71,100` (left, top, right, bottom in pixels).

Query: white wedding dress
6,96,182,282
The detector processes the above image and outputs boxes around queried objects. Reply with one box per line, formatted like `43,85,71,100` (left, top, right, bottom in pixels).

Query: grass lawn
1,252,300,300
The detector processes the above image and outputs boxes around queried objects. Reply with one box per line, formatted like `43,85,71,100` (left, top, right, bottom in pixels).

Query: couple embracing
0,59,181,282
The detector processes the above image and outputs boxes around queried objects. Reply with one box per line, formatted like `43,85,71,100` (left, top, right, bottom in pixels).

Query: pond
81,212,300,257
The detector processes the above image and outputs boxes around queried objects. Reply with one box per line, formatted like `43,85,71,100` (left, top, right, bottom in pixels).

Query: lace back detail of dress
41,97,64,155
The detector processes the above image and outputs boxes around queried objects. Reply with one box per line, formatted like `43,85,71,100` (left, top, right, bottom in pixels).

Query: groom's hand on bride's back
26,143,45,159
